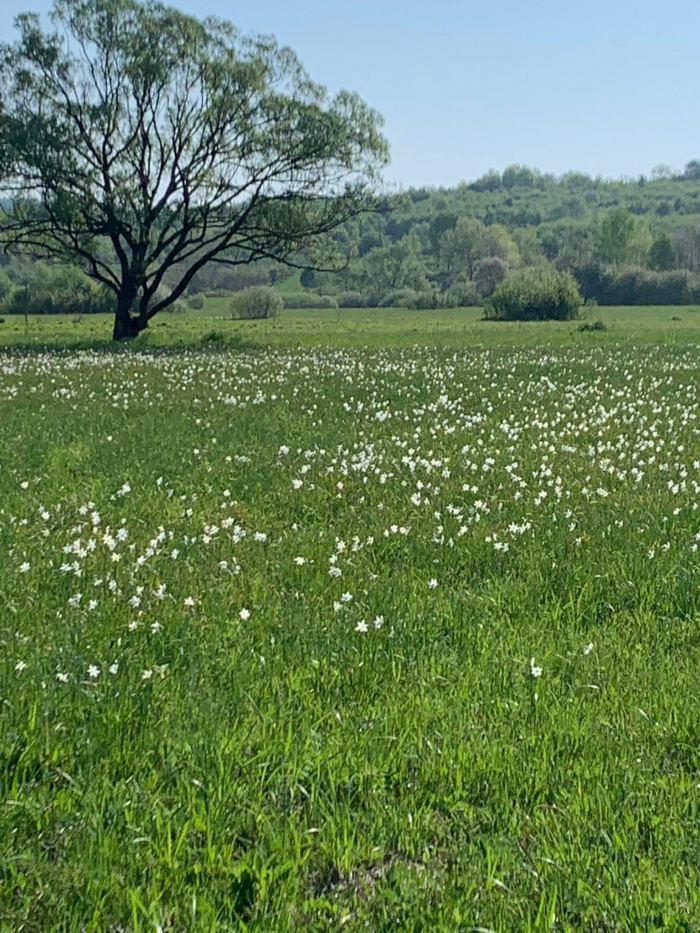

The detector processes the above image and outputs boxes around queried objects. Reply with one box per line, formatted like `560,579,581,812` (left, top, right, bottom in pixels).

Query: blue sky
2,0,698,188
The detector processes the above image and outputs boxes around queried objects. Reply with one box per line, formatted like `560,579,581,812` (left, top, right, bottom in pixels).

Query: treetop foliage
0,0,388,335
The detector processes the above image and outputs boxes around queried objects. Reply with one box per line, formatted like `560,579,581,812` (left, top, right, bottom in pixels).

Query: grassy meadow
3,302,700,349
4,306,700,930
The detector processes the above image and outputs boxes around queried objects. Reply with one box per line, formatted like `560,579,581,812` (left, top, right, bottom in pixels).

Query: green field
4,307,700,931
3,302,700,350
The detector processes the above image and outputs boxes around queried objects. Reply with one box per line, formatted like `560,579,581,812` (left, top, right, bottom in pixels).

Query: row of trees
467,160,700,193
295,208,700,308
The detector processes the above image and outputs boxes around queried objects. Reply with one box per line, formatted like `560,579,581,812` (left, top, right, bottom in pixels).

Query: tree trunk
112,292,148,341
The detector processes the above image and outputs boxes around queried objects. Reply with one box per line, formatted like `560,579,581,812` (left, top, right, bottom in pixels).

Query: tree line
4,165,700,318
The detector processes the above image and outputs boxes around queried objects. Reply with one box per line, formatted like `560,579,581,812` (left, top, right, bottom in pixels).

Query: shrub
338,291,365,308
578,319,607,332
282,293,338,309
406,288,442,310
187,294,205,309
229,286,283,320
5,263,113,315
571,263,700,305
484,268,583,321
201,330,225,344
378,288,418,308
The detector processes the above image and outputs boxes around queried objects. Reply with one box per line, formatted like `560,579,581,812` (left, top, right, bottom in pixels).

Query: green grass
3,307,700,930
2,303,700,350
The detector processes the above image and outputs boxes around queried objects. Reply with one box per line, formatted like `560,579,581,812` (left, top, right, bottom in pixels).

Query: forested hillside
4,161,700,313
304,160,700,308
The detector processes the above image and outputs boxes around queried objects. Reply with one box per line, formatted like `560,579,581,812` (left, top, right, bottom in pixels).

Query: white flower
184,596,196,607
109,662,119,675
19,562,30,573
15,660,27,672
583,643,594,655
340,592,353,603
88,665,100,679
373,615,384,629
428,578,438,589
254,532,268,542
355,620,368,633
293,556,307,566
142,669,153,680
239,608,251,621
292,479,303,489
56,672,69,683
530,658,543,678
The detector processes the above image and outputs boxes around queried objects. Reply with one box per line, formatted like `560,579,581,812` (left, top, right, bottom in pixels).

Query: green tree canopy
595,208,636,266
0,0,388,337
360,233,427,296
648,231,676,271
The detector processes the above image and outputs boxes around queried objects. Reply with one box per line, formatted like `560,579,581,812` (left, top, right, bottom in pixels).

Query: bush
6,262,113,315
282,293,338,309
201,330,225,344
406,288,442,310
338,291,365,308
378,288,418,308
578,319,607,332
229,286,283,320
571,263,700,305
187,294,205,309
484,268,583,321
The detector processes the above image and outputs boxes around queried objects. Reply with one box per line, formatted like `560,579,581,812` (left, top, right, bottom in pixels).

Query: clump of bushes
338,291,365,308
571,264,700,305
201,330,225,344
484,268,583,321
282,293,338,309
229,286,282,320
577,319,607,332
378,288,420,308
4,262,113,316
187,294,205,309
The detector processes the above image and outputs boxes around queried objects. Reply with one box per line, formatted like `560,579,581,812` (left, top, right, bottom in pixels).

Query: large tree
0,0,388,338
